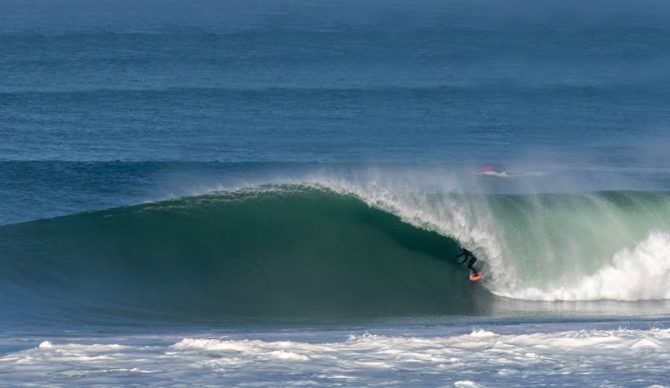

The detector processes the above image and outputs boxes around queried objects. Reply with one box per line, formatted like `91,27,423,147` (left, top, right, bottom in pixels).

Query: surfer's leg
468,257,478,275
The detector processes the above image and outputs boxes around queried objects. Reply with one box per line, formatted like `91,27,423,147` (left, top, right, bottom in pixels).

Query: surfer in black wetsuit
455,247,480,276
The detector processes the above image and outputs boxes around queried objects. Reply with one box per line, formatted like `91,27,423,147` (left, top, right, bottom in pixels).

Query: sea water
1,0,670,386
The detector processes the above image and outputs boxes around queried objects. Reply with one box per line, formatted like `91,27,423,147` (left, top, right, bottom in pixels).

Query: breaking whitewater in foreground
2,324,670,386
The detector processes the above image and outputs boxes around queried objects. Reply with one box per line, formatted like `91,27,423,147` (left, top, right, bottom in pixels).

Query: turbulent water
2,325,670,386
2,0,670,386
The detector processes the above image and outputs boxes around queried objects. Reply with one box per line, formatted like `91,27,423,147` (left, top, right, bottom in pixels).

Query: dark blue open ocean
1,0,670,385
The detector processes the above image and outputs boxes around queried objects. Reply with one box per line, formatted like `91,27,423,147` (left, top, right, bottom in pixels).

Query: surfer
455,247,480,277
475,163,507,176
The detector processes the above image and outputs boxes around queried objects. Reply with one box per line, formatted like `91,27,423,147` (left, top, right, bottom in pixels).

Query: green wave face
0,186,488,322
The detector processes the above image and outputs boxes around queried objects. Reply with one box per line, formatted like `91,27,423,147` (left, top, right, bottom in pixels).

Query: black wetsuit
456,248,479,276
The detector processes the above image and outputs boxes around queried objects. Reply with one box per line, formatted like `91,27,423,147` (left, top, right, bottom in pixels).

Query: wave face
2,184,670,323
0,185,488,322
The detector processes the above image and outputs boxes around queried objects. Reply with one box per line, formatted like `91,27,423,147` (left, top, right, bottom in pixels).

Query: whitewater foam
2,327,669,386
498,230,670,301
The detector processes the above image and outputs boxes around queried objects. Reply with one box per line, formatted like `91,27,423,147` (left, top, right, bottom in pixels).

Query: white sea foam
1,327,669,386
496,230,670,301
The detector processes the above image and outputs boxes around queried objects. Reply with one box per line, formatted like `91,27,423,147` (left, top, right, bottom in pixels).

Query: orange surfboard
469,272,483,282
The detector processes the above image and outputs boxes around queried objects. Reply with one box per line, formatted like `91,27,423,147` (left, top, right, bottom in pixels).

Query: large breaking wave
1,182,669,323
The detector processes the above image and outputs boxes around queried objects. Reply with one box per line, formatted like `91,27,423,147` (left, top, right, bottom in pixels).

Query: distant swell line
1,83,665,97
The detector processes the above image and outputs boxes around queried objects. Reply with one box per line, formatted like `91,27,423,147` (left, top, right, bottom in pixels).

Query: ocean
1,0,670,386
